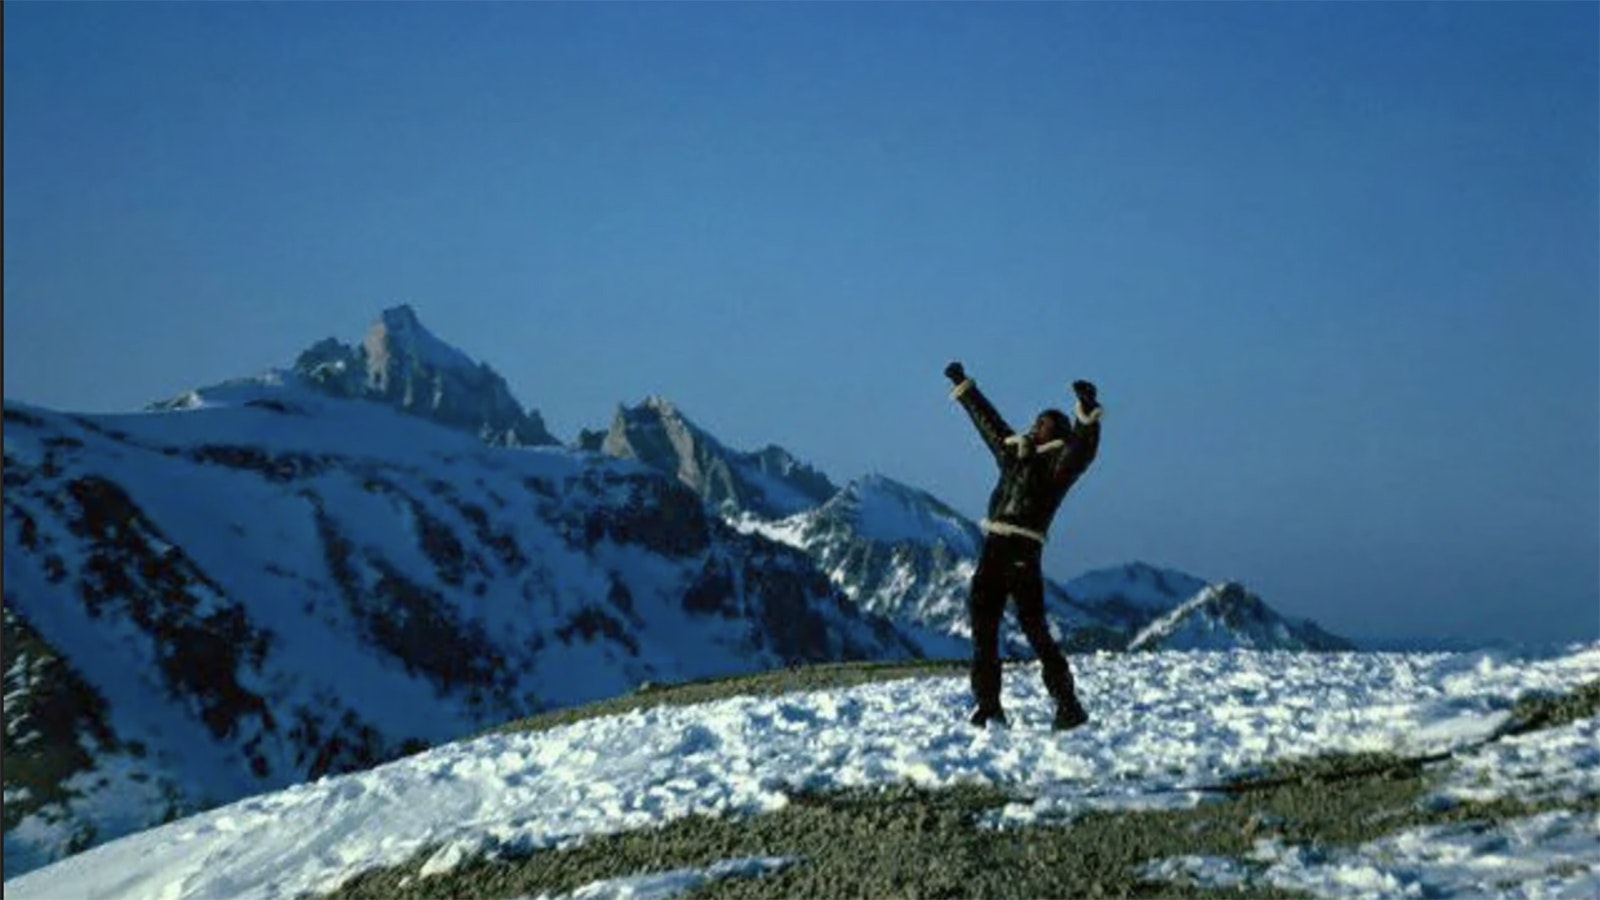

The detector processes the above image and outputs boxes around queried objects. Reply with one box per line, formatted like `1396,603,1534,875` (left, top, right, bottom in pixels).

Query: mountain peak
816,473,980,553
363,305,481,384
330,306,554,445
1128,581,1352,651
640,395,680,418
836,473,941,508
379,301,422,325
1063,563,1211,616
597,398,835,519
379,302,422,327
847,472,903,494
153,305,557,447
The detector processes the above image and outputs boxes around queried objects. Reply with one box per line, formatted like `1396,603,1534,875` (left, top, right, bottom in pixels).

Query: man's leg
968,540,1008,723
1013,555,1087,729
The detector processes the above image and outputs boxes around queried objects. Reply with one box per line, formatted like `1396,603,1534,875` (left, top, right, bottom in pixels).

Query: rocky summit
155,305,558,448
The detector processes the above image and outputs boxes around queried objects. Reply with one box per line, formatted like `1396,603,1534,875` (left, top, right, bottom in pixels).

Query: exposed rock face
291,306,558,447
152,306,557,448
597,397,836,518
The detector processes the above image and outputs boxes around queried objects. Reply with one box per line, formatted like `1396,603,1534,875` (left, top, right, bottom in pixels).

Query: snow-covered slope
8,643,1596,900
735,475,982,657
1128,582,1355,652
153,305,558,447
1,394,915,875
1060,562,1210,619
816,473,981,552
740,486,1206,657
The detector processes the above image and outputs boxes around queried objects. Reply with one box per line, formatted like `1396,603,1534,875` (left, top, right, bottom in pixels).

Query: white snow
830,474,979,553
728,511,809,550
1129,583,1288,651
7,643,1597,900
735,476,978,560
1145,810,1600,899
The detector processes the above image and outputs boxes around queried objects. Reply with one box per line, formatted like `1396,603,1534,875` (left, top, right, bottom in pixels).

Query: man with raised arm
944,361,1103,731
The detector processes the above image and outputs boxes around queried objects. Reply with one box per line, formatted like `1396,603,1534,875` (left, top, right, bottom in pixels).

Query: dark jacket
951,378,1101,543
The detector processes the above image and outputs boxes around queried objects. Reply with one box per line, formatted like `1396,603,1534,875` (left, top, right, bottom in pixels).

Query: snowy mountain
7,643,1597,900
2,391,914,874
154,305,559,447
1128,581,1355,652
734,475,1158,657
592,402,1349,657
580,397,837,519
5,308,1354,875
735,475,982,657
1059,561,1210,620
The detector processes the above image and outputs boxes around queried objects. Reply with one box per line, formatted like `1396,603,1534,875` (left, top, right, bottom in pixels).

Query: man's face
1030,413,1059,443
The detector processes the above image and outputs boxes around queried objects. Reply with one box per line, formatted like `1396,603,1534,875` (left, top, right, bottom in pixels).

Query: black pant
969,534,1077,711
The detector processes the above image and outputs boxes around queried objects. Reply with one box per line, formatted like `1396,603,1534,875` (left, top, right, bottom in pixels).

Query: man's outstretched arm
1051,379,1103,486
945,361,1014,465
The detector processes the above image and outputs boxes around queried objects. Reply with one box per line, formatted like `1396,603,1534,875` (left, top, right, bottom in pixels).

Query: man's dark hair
1041,408,1072,435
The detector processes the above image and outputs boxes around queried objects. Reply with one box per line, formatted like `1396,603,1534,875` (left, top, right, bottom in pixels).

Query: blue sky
5,2,1596,647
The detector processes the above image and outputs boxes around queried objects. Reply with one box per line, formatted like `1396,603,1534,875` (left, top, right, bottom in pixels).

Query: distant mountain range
588,393,1350,657
2,305,1349,874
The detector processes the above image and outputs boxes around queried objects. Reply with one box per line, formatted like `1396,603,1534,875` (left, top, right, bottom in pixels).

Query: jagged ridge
154,305,558,448
1129,582,1355,652
586,396,837,519
590,399,1352,657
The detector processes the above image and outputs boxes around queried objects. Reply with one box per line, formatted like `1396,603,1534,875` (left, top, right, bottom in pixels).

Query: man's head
1030,408,1072,443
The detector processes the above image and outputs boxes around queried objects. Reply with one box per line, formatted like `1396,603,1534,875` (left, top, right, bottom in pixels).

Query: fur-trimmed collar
1004,435,1067,454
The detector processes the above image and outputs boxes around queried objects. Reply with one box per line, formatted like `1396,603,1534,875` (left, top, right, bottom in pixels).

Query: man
944,361,1102,731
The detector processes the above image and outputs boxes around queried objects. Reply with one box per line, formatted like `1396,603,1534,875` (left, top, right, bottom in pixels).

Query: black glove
944,361,967,384
1072,379,1099,411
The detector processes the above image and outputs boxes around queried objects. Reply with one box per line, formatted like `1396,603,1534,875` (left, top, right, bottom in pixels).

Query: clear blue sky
6,2,1596,647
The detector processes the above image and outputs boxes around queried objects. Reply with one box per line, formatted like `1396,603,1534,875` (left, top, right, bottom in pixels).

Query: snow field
6,644,1598,900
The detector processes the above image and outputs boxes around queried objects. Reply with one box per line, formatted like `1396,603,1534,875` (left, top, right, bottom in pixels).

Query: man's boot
970,705,1009,728
1052,695,1089,732
969,651,1005,728
1039,657,1085,731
